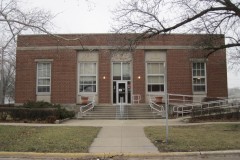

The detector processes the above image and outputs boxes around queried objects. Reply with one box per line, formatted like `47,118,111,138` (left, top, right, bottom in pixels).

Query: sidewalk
0,119,181,127
0,119,240,159
89,126,159,153
1,118,240,127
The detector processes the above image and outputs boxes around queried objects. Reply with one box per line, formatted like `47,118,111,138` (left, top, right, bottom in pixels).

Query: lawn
0,126,100,153
145,124,240,152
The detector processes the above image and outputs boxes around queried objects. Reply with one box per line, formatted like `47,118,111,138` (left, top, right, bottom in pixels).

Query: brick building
15,34,228,106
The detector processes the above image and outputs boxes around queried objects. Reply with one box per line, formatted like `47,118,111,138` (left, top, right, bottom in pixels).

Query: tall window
147,63,165,92
112,62,131,80
192,62,206,92
79,63,97,93
37,62,51,93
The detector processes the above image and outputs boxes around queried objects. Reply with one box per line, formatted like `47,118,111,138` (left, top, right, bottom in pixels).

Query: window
192,62,206,92
112,62,131,80
147,63,165,92
37,62,51,93
79,63,97,93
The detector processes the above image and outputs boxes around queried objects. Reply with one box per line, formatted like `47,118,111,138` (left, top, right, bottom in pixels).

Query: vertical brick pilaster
98,50,111,104
133,50,145,103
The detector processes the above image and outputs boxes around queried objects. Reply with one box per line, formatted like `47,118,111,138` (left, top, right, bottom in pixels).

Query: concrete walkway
89,126,159,154
0,119,183,154
1,119,240,156
2,119,240,127
0,119,184,127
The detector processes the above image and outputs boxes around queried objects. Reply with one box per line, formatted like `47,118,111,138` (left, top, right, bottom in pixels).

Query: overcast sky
24,0,239,89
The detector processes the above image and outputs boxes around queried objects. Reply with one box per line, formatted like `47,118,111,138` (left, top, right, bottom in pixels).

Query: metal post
120,97,124,118
165,91,168,144
164,63,168,144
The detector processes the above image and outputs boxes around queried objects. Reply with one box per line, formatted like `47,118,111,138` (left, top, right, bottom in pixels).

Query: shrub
46,116,57,123
56,106,75,119
23,101,55,108
0,101,75,123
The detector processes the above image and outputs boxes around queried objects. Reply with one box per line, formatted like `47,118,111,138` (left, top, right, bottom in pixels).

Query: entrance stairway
78,104,164,120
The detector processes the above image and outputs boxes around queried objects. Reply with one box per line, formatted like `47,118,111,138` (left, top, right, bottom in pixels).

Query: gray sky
25,0,239,89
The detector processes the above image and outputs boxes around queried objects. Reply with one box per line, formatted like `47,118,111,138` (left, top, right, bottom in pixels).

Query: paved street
0,153,240,160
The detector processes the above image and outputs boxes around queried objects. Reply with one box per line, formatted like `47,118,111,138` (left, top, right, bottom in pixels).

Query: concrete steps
79,104,164,120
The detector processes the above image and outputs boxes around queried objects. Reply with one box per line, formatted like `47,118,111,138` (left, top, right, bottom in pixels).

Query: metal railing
148,95,165,116
172,97,240,117
116,97,127,119
168,93,206,105
191,99,240,117
78,96,95,118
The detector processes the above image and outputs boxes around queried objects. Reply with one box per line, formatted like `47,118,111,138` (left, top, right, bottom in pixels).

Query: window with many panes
112,62,131,80
192,62,206,92
79,63,97,93
37,62,51,93
147,63,165,92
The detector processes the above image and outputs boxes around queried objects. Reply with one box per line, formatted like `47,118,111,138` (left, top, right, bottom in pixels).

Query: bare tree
0,0,53,104
2,43,15,104
112,0,240,58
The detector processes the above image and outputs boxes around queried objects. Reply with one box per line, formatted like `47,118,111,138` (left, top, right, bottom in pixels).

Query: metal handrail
149,101,165,114
168,93,206,105
78,96,95,117
80,101,95,114
173,97,240,117
148,95,165,114
116,97,126,119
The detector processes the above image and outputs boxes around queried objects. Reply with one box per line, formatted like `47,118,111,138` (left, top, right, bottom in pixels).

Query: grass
0,126,100,153
144,124,240,152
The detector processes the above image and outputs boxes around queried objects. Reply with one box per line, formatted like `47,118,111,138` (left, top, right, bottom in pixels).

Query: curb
0,150,240,159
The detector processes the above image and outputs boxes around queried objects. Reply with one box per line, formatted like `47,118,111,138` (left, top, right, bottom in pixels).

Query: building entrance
117,82,127,104
112,62,131,104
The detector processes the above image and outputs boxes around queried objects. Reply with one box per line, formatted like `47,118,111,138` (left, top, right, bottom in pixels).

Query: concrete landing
89,126,159,154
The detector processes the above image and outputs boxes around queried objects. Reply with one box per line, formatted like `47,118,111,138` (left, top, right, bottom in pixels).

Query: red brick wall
16,34,228,104
133,50,145,103
167,49,228,97
98,50,111,104
167,50,192,95
15,51,37,103
15,49,77,104
17,34,224,47
51,50,77,103
207,50,228,97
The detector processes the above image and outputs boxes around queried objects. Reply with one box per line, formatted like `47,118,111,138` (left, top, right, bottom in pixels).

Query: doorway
117,82,127,104
112,62,131,104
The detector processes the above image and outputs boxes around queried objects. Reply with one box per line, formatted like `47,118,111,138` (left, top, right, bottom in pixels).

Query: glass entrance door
112,62,131,104
117,82,127,104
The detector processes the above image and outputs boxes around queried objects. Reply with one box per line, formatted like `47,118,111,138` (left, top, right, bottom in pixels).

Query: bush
202,97,223,102
23,101,56,108
46,116,57,123
0,107,57,121
22,101,75,119
56,106,75,119
0,101,75,123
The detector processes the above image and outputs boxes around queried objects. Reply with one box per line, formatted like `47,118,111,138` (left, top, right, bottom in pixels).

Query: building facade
15,34,228,106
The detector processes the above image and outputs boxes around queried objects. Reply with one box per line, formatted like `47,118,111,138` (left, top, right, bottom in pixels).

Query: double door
113,81,131,104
